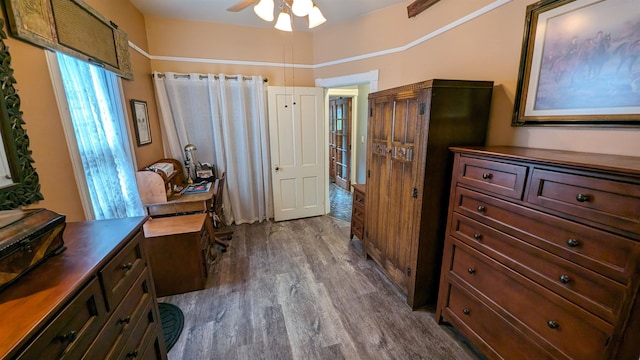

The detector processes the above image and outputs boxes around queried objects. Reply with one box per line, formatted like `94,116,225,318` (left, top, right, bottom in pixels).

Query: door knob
275,166,280,171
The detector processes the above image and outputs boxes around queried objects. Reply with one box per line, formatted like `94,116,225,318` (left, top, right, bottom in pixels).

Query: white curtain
153,72,272,225
57,53,144,219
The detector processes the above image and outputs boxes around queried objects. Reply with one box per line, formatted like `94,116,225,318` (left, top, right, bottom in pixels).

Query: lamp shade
253,0,274,22
274,11,292,31
291,0,313,17
308,5,326,28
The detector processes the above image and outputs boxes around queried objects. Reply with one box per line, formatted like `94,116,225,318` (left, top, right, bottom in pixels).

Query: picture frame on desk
131,99,152,145
512,0,640,127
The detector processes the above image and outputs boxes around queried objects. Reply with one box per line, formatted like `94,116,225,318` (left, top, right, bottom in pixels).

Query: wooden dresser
436,146,640,359
350,184,366,244
0,216,167,359
366,79,493,308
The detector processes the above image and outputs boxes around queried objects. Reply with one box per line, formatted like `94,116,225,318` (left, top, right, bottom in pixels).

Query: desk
143,183,214,217
142,214,212,296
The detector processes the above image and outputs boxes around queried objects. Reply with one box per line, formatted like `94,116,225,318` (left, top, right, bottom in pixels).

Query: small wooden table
142,214,214,297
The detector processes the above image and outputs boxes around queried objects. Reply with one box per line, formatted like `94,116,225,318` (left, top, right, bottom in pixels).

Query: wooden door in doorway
329,97,352,191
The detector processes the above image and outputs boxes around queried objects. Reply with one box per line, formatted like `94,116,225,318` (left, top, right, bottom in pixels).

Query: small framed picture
130,99,152,146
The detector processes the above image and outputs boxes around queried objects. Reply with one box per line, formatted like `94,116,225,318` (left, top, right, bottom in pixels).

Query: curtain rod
153,73,268,83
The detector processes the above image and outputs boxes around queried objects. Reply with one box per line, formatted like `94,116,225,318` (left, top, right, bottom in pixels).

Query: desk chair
211,172,233,248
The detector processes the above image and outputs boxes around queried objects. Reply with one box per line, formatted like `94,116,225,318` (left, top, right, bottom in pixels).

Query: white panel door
268,86,325,221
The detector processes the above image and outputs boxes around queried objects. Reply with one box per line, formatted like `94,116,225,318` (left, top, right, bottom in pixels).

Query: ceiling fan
226,0,326,31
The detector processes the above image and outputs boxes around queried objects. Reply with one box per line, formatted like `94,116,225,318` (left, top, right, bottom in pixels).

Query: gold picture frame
512,0,640,126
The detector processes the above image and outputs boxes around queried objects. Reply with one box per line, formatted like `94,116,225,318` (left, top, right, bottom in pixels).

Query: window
49,52,143,219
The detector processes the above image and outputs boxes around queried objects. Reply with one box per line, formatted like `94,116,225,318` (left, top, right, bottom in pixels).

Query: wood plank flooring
158,215,482,360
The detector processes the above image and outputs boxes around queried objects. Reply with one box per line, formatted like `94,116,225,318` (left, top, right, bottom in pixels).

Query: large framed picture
131,99,152,146
512,0,640,126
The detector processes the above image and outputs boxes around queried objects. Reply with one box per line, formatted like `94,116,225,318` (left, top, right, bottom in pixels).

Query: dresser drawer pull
559,275,571,284
467,268,476,274
477,205,486,212
482,173,493,180
566,238,580,248
463,308,470,315
126,349,139,358
118,315,131,325
576,193,590,202
473,233,482,240
57,330,78,343
547,320,559,330
121,263,133,271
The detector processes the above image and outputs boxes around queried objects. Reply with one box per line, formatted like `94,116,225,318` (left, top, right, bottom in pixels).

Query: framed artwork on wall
512,0,640,126
131,99,152,146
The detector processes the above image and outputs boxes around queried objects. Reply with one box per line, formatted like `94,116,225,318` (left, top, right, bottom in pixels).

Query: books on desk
181,182,211,195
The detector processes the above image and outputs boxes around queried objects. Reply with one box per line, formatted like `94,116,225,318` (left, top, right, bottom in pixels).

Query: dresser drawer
456,156,528,199
17,278,108,360
527,169,640,235
450,212,627,323
443,283,555,359
84,269,152,359
117,298,160,360
454,186,638,283
100,231,145,311
450,241,613,360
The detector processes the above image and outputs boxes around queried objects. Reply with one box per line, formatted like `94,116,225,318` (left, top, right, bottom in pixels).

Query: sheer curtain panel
153,73,272,224
57,53,144,219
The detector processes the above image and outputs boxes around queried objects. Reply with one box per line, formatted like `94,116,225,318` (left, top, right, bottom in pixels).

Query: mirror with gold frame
0,19,43,209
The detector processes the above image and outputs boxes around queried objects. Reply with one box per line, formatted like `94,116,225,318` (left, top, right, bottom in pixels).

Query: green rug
158,302,184,351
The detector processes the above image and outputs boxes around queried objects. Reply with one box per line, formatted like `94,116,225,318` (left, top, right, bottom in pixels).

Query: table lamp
184,144,197,184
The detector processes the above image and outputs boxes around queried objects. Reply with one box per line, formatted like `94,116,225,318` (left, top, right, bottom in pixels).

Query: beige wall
312,0,639,156
4,0,638,221
3,0,163,221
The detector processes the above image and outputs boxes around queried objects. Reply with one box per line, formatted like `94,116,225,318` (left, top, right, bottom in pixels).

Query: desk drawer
527,169,640,234
450,241,613,360
17,278,107,360
100,231,145,311
456,156,528,199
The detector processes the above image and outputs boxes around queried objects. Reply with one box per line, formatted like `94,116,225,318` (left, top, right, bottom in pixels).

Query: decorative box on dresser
365,79,493,308
350,184,366,243
436,146,640,360
0,216,167,360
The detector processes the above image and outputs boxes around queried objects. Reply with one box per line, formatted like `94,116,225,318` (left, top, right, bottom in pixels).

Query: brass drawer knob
576,193,590,202
547,320,559,329
567,238,580,248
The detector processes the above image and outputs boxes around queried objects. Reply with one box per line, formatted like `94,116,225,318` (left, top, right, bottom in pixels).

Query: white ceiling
129,0,408,30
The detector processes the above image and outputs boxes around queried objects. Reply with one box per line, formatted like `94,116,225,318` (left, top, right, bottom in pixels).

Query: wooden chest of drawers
0,216,167,360
436,146,640,360
350,184,366,244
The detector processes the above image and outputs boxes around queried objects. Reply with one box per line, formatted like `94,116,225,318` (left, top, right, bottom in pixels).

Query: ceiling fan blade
226,0,260,12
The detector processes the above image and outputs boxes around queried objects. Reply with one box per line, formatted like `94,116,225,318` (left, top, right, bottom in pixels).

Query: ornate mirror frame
0,19,43,209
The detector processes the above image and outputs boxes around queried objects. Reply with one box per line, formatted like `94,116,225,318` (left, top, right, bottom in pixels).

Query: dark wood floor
159,215,482,360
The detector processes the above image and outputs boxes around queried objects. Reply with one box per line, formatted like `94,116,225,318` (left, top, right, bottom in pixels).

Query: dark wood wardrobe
364,79,493,309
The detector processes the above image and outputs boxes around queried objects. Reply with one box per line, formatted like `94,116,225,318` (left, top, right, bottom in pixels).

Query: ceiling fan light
291,0,313,17
253,0,274,21
274,11,292,31
308,5,326,28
